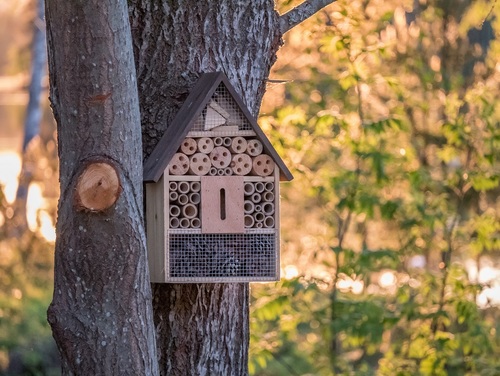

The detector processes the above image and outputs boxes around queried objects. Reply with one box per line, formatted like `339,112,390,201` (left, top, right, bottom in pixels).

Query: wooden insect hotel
143,72,293,283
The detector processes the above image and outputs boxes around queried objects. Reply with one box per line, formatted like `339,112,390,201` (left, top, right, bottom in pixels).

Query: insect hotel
143,72,293,283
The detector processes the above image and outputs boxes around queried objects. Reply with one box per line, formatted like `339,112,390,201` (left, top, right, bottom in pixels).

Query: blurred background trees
0,0,58,374
0,0,498,375
251,0,499,375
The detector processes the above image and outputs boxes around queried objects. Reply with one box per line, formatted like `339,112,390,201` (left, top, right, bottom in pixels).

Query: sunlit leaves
251,0,500,374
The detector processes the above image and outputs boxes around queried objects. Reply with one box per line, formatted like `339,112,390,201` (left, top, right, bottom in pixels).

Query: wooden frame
144,72,291,283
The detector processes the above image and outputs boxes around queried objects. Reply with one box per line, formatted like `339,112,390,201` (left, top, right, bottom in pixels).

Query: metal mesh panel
167,232,278,282
191,84,253,132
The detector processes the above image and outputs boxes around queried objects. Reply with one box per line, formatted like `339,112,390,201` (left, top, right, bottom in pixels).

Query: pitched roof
143,72,293,183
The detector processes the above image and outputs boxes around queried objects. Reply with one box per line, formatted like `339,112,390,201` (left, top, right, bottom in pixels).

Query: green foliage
252,0,500,374
0,186,58,375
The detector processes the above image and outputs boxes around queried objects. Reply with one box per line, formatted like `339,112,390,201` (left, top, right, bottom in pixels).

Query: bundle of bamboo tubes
168,181,202,229
243,181,275,229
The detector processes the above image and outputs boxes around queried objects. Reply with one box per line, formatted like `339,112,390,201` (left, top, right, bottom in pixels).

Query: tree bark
45,0,335,373
128,0,335,374
129,1,282,374
45,0,158,374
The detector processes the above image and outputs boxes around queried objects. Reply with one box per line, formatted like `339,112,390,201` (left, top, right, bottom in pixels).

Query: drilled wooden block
179,137,197,155
209,146,231,168
252,154,275,176
230,136,248,153
247,139,263,156
197,137,214,154
231,153,252,176
189,153,211,175
201,176,244,234
169,153,190,175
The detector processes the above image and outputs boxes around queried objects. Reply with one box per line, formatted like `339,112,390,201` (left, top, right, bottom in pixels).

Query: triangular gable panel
191,83,254,132
143,72,293,183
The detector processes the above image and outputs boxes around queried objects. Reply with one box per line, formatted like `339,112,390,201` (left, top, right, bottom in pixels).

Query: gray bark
45,0,158,375
129,1,282,374
280,0,337,34
45,0,334,374
128,0,334,374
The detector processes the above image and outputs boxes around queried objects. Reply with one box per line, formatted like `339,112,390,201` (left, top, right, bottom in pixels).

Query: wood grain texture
146,177,166,283
201,176,245,234
128,1,289,374
45,0,158,374
74,162,121,211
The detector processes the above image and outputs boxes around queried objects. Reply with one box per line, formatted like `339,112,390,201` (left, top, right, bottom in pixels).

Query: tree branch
279,0,337,34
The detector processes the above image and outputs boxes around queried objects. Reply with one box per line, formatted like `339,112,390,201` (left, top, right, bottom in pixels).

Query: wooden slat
145,177,166,282
201,176,245,234
274,168,281,279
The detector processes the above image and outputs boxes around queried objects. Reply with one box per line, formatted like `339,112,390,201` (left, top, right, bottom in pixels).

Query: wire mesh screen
192,84,253,132
166,231,279,282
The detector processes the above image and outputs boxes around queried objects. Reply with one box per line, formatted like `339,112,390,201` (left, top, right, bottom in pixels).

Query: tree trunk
128,2,283,374
14,0,46,230
45,0,333,373
45,0,158,374
128,1,334,373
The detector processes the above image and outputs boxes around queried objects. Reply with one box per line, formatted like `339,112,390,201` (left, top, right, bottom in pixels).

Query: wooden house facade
143,72,292,283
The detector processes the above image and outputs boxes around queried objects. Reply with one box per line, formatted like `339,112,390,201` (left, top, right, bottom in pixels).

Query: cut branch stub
74,161,121,212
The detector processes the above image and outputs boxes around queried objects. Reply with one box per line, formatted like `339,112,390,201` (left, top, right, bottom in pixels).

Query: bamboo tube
179,218,190,228
217,169,225,176
223,137,232,147
265,182,274,191
169,191,179,202
169,182,178,191
190,181,201,193
244,215,255,228
262,191,274,202
210,146,231,168
231,153,252,176
254,181,265,193
197,137,214,154
255,204,262,213
255,222,263,228
209,167,218,176
251,154,275,176
191,218,201,228
247,139,263,156
189,192,201,205
213,137,223,146
262,202,274,215
182,203,198,219
251,192,261,203
177,194,189,205
244,200,255,214
178,181,190,194
179,137,197,155
170,217,180,228
264,216,275,228
168,153,190,175
244,182,255,196
253,212,265,223
169,205,181,217
230,136,248,153
189,153,211,175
